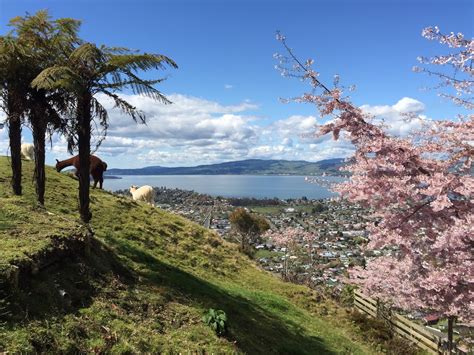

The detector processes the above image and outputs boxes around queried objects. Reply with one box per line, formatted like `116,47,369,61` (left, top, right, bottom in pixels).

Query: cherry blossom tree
264,228,318,279
302,230,319,265
275,26,473,336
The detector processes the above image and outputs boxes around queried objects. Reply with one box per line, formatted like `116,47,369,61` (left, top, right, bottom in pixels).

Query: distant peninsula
105,158,347,176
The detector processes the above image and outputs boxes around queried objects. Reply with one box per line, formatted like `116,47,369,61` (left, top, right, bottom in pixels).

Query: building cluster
150,187,233,233
115,187,232,231
254,199,370,289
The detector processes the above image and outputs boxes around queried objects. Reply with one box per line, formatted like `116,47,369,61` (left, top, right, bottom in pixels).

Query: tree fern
32,33,177,222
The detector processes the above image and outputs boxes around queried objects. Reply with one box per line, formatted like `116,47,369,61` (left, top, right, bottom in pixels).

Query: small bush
208,237,222,248
339,285,355,306
348,310,419,354
385,337,419,355
203,308,227,336
349,310,390,339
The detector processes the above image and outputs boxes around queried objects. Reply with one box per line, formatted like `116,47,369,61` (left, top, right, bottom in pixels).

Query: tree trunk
8,111,22,196
31,114,46,205
77,93,92,223
447,316,454,353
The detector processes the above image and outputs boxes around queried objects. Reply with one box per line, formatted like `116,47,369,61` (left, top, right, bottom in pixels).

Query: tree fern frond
91,96,109,128
31,66,79,91
0,35,28,59
102,46,136,55
104,53,178,74
70,42,104,67
90,96,109,152
54,18,82,38
45,102,64,130
100,89,146,123
100,77,167,91
113,68,172,104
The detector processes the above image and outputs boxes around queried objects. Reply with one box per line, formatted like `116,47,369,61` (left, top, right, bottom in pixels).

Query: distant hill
106,158,346,176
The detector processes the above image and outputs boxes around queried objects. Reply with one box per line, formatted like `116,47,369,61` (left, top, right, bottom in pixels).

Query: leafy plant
339,284,356,306
203,308,227,336
229,208,269,252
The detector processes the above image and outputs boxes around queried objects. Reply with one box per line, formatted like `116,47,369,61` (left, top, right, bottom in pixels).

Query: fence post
447,317,454,353
376,297,393,333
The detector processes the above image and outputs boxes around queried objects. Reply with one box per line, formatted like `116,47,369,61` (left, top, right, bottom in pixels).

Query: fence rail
353,290,467,354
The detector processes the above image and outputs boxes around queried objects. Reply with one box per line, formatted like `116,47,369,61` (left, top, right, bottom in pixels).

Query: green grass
0,157,378,354
248,205,284,214
0,209,12,230
254,249,283,259
0,163,85,274
249,205,315,215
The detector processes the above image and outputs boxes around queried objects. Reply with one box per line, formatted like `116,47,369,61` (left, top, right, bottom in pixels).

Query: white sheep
21,143,35,161
130,185,155,206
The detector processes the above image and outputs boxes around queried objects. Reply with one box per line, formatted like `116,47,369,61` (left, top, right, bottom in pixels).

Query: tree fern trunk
31,114,46,205
8,111,22,196
78,93,92,223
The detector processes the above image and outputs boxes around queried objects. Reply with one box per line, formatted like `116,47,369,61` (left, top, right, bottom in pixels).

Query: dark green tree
9,11,81,205
229,208,270,253
0,35,29,195
33,42,177,222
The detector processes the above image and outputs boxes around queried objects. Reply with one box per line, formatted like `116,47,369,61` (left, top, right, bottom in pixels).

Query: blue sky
0,0,473,167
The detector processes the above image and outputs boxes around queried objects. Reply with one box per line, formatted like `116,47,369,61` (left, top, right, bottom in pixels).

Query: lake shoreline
104,174,343,200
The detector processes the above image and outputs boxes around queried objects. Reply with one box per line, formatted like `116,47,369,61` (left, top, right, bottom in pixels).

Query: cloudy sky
0,0,472,168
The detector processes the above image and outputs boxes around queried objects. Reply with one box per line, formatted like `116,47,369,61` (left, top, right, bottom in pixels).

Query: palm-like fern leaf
101,89,146,123
31,66,80,92
105,53,178,73
69,42,105,68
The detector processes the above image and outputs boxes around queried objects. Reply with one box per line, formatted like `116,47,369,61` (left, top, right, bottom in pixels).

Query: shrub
349,310,390,338
339,285,355,306
385,337,419,355
203,308,227,336
348,310,418,354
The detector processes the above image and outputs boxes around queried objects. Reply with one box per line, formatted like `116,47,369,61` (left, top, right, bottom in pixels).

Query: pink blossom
276,27,474,320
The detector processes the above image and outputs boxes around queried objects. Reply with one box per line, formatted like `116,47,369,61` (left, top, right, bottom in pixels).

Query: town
114,187,371,290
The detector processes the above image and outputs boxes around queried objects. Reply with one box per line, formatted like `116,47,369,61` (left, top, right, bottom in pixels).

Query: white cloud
99,93,334,166
252,114,354,161
224,84,233,89
0,95,433,168
392,97,425,113
269,115,318,138
360,97,427,136
91,95,430,167
282,137,293,147
90,93,261,167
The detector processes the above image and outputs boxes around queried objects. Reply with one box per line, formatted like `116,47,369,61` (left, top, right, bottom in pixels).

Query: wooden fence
353,290,467,354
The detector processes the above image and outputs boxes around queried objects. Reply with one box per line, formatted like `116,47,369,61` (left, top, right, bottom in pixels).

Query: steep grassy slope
0,157,376,354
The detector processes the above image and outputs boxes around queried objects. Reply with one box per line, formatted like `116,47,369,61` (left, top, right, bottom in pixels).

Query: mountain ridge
106,158,346,176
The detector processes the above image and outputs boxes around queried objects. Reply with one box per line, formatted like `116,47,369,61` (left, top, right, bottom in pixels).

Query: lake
104,175,344,199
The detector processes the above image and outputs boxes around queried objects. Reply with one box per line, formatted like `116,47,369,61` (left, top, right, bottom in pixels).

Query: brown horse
56,155,108,189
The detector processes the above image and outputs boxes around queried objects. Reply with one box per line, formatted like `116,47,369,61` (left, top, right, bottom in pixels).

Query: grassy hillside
0,156,376,354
